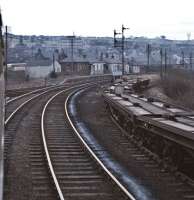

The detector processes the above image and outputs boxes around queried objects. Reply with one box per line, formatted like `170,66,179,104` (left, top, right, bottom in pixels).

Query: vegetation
161,69,194,109
50,71,57,78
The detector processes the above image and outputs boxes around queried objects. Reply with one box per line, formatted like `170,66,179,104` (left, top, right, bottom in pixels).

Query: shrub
161,69,194,109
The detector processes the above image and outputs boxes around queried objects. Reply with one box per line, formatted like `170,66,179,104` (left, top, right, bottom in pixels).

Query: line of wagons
103,77,194,176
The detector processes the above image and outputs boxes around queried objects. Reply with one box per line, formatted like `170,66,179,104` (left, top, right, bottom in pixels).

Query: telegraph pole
52,52,55,73
146,44,151,73
122,27,124,75
164,48,167,74
190,52,192,70
67,35,75,73
181,51,185,68
71,36,74,72
160,48,163,78
5,25,8,82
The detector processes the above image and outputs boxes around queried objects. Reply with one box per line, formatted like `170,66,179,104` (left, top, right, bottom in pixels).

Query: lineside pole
164,49,167,74
160,48,163,79
190,52,192,70
121,25,125,76
0,11,4,200
5,26,7,82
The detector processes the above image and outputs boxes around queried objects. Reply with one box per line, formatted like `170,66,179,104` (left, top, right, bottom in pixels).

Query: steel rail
41,83,96,200
65,87,137,200
5,83,93,200
4,77,110,200
6,85,57,105
41,89,66,200
6,74,112,105
5,85,65,125
5,76,107,124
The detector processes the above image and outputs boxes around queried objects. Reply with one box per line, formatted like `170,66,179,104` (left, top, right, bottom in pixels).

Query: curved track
4,77,135,200
4,84,66,200
5,84,60,120
41,85,134,199
4,80,93,199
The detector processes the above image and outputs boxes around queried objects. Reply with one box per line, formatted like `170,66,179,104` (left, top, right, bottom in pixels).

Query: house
106,61,130,76
108,62,122,76
131,66,141,73
60,58,91,75
90,62,106,75
97,56,130,76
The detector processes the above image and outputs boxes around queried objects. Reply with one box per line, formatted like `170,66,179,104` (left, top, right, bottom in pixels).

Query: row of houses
7,59,141,79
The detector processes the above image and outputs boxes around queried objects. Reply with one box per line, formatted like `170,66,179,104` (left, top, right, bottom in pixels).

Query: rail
5,76,111,200
65,87,137,200
40,83,96,200
5,85,65,125
6,85,56,105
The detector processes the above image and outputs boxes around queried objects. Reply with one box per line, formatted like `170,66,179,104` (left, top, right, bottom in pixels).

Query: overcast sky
1,0,194,40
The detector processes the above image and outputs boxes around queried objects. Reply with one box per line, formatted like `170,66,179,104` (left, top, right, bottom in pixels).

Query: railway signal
113,29,121,48
113,25,129,76
122,25,129,76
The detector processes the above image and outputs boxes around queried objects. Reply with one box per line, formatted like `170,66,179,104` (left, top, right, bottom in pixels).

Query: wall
7,63,26,71
26,65,52,78
26,61,61,78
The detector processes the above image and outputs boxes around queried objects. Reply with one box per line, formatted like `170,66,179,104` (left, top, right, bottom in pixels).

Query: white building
26,60,61,78
132,66,140,73
7,63,26,71
90,62,105,75
108,62,130,76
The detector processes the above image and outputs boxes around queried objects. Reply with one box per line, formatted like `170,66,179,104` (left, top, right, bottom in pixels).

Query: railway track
4,83,70,161
5,84,64,120
41,86,132,200
5,74,111,119
4,80,90,199
4,84,69,200
74,86,194,200
4,77,135,200
6,86,47,97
